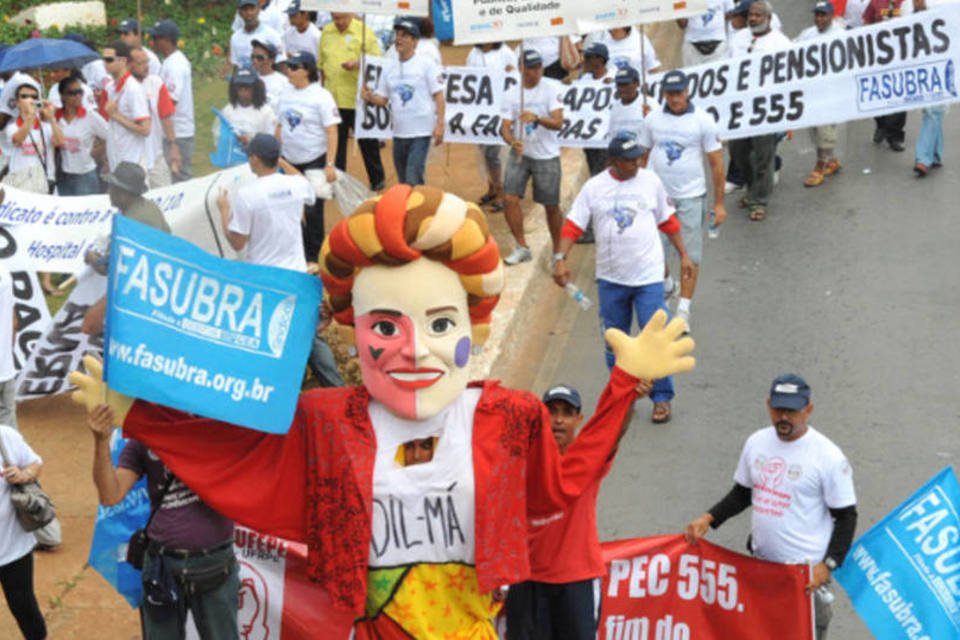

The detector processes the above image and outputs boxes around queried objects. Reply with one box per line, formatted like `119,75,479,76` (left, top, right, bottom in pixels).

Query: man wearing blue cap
609,66,646,140
552,131,692,424
229,0,284,72
361,17,445,186
283,0,320,60
149,20,195,182
685,373,858,640
500,49,566,265
797,2,844,187
579,43,614,178
639,69,724,334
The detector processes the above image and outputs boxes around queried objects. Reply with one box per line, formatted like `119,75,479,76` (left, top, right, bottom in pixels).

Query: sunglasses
64,89,85,96
252,54,269,61
102,56,117,63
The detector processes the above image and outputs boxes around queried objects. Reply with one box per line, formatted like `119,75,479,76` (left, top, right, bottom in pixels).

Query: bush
3,1,234,77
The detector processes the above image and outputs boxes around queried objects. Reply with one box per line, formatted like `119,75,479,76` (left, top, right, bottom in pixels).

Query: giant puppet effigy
70,184,695,637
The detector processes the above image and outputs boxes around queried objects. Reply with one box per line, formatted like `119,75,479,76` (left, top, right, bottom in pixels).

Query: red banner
599,534,814,640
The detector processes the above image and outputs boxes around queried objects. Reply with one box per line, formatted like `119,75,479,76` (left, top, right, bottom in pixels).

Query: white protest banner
444,66,517,144
11,270,51,376
647,5,960,140
301,0,428,16
453,0,708,45
0,165,251,273
558,78,616,149
16,268,104,400
356,56,393,140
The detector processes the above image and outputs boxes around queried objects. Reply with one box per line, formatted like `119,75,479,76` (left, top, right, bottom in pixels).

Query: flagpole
640,24,648,111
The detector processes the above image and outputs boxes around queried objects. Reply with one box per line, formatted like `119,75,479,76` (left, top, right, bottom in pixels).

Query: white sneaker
774,170,781,185
504,245,532,265
677,308,691,334
724,180,742,194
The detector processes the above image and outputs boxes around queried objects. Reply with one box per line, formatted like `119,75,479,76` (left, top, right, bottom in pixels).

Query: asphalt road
534,11,960,640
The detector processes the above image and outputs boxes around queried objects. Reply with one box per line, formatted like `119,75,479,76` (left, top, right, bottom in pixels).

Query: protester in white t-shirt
0,266,18,428
585,27,660,74
148,20,195,182
275,51,339,263
101,41,151,173
283,0,321,58
679,0,737,65
363,18,444,187
686,374,857,640
1,78,62,193
230,0,285,71
250,39,288,112
466,42,517,212
213,67,277,147
383,16,443,67
727,1,790,58
130,48,177,188
726,1,790,221
609,66,647,141
639,70,724,334
55,75,109,196
232,0,288,34
578,43,617,178
217,132,344,387
525,35,581,80
499,50,565,265
552,131,691,424
0,424,47,637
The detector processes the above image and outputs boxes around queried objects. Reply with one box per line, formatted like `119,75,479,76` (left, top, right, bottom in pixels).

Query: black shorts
505,578,598,640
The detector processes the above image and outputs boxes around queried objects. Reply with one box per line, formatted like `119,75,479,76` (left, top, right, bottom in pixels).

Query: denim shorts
504,151,561,205
669,194,707,265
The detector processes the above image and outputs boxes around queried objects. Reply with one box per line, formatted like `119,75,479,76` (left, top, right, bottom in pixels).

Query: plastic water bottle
707,210,720,239
565,283,593,311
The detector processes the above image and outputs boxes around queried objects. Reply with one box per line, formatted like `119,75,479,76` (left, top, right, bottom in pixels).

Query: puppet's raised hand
68,355,134,426
605,310,695,381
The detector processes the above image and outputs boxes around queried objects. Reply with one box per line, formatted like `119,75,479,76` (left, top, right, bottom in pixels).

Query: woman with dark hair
55,74,108,196
213,67,276,147
275,51,339,263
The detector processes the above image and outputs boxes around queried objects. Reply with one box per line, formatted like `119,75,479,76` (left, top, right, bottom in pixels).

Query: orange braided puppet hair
319,185,505,346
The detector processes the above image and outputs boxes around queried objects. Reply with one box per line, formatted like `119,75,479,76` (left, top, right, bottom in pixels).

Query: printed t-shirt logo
661,141,686,165
395,84,415,106
610,204,637,233
284,108,304,131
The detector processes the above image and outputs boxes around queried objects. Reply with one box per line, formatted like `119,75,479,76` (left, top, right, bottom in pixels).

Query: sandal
478,193,497,205
803,169,824,187
822,158,841,176
651,402,672,424
749,207,767,221
488,200,504,212
913,163,929,177
738,196,749,209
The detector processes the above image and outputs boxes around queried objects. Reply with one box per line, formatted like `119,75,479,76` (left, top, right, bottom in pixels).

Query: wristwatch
824,557,838,571
553,252,565,263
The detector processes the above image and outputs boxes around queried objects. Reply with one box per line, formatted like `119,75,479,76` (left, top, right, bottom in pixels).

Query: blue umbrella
0,37,99,73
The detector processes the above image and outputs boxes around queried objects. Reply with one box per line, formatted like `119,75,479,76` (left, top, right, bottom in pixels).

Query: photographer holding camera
1,78,63,194
87,403,239,640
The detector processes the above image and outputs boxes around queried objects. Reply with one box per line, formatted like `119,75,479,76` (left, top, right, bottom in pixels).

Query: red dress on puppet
123,368,639,616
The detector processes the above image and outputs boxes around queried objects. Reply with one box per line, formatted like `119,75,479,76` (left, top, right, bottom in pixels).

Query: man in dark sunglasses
100,41,151,173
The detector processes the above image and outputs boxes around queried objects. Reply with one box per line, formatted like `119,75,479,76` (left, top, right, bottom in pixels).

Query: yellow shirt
319,19,383,109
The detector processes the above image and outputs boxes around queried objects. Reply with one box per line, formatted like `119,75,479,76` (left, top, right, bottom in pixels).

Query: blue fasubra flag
104,215,321,433
834,466,960,640
209,107,248,168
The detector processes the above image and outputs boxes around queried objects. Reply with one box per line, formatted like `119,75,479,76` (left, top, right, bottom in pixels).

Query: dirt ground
0,29,684,637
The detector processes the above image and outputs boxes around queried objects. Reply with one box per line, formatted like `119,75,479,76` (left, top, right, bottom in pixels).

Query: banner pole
640,25,648,111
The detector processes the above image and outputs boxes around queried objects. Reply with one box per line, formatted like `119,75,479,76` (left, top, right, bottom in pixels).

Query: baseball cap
813,0,835,12
232,66,257,85
661,69,688,92
583,42,609,61
247,133,280,163
251,39,278,58
393,17,422,38
615,66,640,85
731,0,753,16
146,19,180,42
118,18,140,34
105,161,149,195
286,0,304,14
542,385,582,411
608,130,645,159
285,50,316,67
521,49,543,67
238,0,258,7
769,374,811,411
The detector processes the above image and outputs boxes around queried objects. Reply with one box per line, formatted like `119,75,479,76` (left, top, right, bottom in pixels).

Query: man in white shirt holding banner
640,70,725,334
685,374,858,640
500,49,565,266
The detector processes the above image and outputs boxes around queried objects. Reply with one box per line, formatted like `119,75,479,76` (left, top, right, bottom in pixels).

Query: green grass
193,76,229,177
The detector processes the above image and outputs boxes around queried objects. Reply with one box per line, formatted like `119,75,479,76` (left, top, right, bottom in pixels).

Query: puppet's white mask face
353,259,473,420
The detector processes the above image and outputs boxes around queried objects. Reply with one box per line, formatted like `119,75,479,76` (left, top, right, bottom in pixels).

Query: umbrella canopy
0,38,99,74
